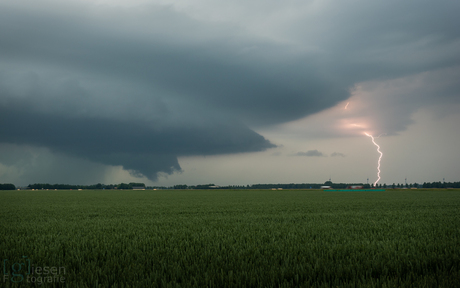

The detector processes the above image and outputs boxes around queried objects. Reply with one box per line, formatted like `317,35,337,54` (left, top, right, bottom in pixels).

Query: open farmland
1,189,459,287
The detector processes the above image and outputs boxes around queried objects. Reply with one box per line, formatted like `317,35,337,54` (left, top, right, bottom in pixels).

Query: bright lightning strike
344,102,350,109
364,132,383,186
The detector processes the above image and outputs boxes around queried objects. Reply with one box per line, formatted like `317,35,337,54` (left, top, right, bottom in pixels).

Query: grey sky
331,153,345,158
1,0,459,185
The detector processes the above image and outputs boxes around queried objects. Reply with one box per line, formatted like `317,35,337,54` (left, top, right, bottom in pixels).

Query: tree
196,184,216,189
118,183,130,189
0,183,16,190
129,182,145,188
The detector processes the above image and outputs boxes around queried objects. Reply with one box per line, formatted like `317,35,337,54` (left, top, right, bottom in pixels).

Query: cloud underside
1,0,459,180
0,106,274,180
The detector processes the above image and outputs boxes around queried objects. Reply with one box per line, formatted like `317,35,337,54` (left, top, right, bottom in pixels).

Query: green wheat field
1,189,459,287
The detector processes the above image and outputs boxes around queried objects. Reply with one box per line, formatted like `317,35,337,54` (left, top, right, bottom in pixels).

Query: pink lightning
364,132,383,186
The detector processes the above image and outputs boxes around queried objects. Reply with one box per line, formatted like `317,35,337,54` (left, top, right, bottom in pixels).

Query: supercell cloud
1,0,459,182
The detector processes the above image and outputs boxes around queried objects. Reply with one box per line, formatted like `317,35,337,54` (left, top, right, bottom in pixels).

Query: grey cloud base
0,106,274,180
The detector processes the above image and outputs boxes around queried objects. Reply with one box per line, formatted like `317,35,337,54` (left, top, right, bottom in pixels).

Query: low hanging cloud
0,103,275,180
331,152,346,157
1,0,459,182
294,150,326,157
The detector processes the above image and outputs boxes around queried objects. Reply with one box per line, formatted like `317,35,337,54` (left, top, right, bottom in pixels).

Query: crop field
1,189,459,287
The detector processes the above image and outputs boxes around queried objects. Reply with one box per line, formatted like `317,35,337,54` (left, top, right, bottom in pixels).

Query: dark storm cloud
0,4,344,126
0,2,343,179
1,0,459,181
0,103,274,180
294,150,325,157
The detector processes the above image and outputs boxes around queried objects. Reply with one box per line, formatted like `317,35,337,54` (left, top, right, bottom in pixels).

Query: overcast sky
1,0,459,187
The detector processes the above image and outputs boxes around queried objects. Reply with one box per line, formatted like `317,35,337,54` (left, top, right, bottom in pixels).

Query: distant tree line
172,181,460,190
249,181,367,190
173,182,367,190
0,183,16,190
422,181,460,188
173,184,218,189
12,180,460,191
27,182,146,190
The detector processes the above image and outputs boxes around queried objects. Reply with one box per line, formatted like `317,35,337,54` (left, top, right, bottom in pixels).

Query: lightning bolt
344,102,350,109
364,132,382,186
